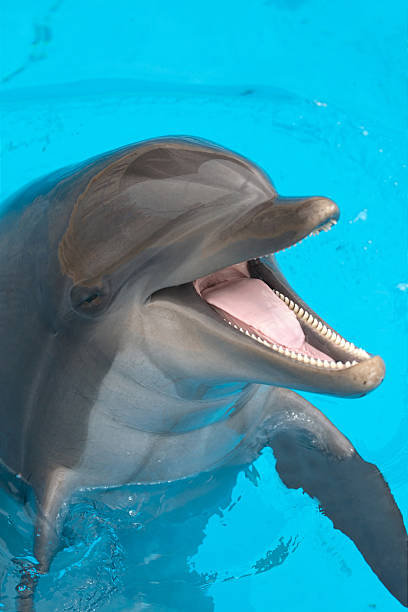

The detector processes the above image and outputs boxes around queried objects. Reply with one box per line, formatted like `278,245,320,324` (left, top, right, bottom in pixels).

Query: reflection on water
0,460,300,611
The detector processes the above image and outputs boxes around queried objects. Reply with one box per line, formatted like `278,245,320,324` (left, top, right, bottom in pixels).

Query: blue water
0,1,407,610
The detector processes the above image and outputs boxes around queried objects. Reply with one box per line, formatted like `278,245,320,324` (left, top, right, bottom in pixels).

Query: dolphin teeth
275,215,337,253
224,286,368,367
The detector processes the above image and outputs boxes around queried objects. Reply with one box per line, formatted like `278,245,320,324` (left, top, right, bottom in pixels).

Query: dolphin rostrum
0,137,406,609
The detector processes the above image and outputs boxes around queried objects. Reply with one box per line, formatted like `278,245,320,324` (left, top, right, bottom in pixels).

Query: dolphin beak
190,196,385,398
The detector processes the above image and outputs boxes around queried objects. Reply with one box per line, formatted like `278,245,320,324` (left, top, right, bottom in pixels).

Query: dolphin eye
70,283,110,315
82,292,101,305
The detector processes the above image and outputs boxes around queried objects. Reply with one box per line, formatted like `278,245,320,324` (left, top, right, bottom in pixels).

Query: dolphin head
54,137,384,401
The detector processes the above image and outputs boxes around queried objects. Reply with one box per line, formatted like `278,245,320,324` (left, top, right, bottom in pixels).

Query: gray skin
0,137,406,609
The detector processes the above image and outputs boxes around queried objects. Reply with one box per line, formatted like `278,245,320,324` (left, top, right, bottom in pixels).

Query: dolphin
0,136,406,610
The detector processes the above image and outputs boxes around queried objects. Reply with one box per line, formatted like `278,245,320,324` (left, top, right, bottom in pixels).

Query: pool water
0,1,407,610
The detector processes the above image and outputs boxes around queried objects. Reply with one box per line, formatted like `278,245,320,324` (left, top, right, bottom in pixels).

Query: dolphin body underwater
0,137,406,610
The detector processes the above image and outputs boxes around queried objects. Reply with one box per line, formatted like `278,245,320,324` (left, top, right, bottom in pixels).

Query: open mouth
194,219,370,371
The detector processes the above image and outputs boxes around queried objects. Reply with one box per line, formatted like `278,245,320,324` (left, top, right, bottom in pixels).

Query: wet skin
0,137,406,609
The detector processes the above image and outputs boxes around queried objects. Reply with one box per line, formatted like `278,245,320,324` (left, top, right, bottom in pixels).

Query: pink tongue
202,278,332,361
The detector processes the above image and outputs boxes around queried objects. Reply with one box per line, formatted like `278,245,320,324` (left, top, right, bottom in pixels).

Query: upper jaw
144,195,340,300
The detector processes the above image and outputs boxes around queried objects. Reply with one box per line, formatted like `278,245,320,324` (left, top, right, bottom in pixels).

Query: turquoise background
0,1,407,610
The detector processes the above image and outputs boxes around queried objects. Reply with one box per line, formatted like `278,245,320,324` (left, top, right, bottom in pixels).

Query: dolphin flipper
261,390,408,607
14,468,74,611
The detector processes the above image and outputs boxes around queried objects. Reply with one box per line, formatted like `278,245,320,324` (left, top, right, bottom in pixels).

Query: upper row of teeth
272,290,369,359
224,320,357,369
310,219,338,235
260,219,338,257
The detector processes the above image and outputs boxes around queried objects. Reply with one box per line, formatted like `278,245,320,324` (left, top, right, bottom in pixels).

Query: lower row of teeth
272,290,369,359
224,275,371,368
250,220,367,368
224,319,358,368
